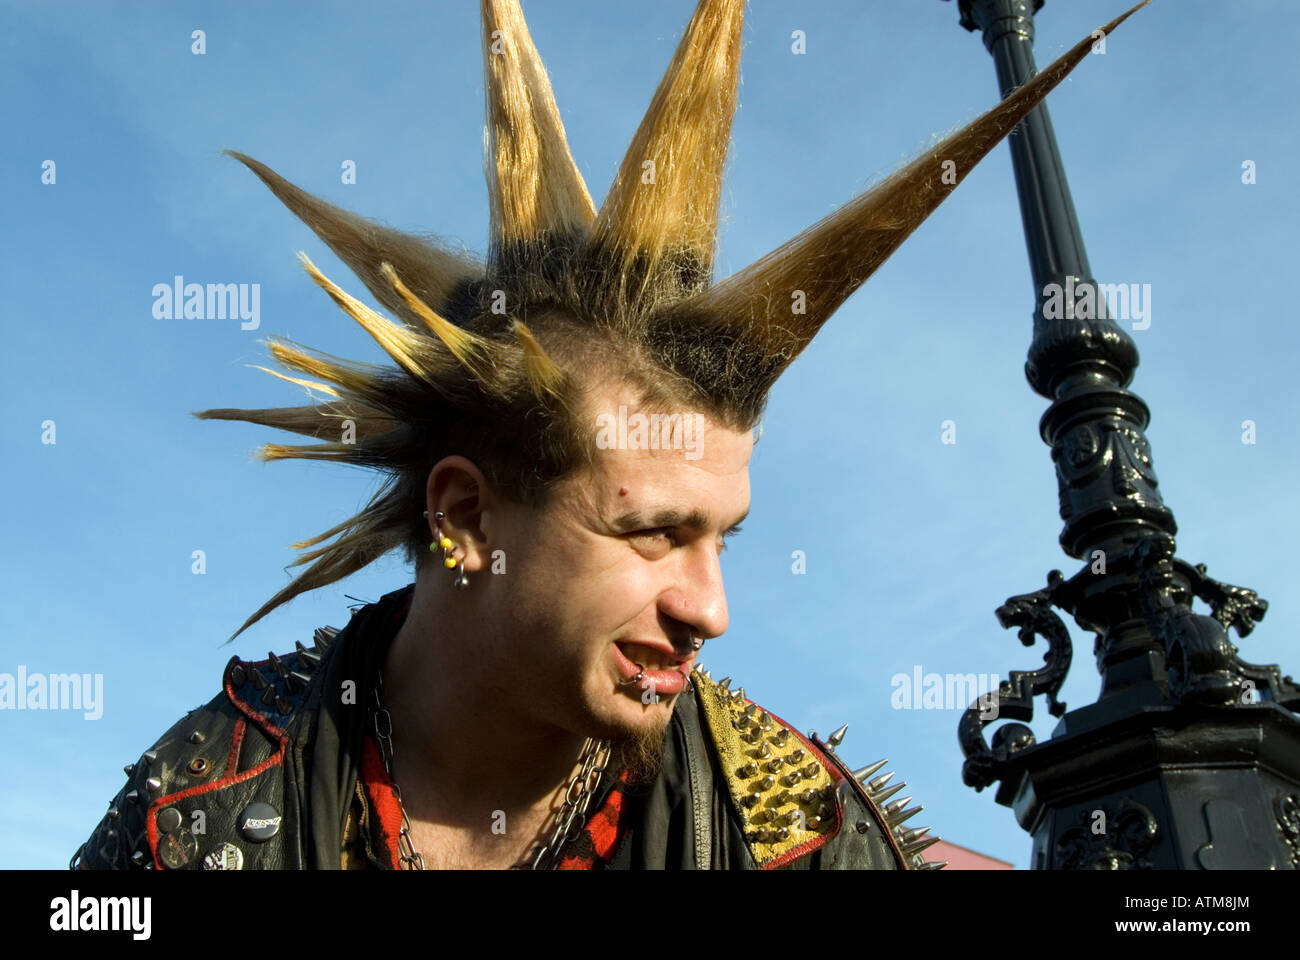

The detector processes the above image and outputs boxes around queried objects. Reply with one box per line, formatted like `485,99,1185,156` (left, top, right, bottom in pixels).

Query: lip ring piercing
618,663,647,686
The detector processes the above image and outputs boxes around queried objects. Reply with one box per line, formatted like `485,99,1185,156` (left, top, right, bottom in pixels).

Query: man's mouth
614,641,690,672
610,641,694,698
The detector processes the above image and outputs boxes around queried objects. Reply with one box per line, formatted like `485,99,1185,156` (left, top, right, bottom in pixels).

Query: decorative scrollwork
1134,535,1299,708
1179,559,1300,708
960,571,1073,792
1056,798,1158,869
1274,793,1300,869
1181,559,1267,639
1134,535,1241,706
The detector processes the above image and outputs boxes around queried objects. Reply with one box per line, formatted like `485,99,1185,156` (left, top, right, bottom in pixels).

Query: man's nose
659,543,729,642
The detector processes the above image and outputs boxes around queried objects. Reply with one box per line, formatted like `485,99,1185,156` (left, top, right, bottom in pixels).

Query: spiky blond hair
200,0,1148,640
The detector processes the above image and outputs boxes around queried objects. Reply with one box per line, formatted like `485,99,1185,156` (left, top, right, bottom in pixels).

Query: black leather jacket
73,585,920,870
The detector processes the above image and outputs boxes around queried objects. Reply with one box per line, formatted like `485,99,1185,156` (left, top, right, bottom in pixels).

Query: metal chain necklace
370,668,612,870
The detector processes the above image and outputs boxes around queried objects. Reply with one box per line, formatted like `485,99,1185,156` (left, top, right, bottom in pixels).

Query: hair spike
225,499,408,641
379,261,495,375
245,365,341,399
663,0,1150,386
481,0,596,289
298,252,433,383
262,337,389,403
256,441,361,463
511,319,567,400
191,402,394,440
583,0,745,312
288,513,359,551
225,150,482,326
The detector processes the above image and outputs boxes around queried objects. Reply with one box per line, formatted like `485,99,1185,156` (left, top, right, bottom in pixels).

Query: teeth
621,644,680,672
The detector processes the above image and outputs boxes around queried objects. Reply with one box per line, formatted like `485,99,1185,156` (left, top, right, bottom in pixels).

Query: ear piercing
424,510,469,589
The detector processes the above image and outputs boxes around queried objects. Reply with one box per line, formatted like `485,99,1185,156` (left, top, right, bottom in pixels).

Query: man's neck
377,578,590,836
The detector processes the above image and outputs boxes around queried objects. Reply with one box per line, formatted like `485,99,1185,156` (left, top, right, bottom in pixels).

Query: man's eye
634,528,676,545
718,525,742,553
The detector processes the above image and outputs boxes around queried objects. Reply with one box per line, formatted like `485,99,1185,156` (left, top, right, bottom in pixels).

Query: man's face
478,382,752,754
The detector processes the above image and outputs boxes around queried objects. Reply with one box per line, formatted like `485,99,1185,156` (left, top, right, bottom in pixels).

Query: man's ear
425,455,491,572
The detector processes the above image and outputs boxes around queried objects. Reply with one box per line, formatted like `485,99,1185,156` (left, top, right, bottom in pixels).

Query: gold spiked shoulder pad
692,668,945,870
692,668,845,868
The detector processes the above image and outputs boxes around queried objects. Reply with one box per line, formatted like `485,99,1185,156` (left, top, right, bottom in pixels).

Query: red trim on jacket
145,662,289,869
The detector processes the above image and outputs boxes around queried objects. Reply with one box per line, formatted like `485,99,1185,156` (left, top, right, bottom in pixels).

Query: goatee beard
614,716,671,788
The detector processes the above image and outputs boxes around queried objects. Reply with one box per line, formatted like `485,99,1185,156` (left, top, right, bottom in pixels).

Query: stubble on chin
612,711,673,788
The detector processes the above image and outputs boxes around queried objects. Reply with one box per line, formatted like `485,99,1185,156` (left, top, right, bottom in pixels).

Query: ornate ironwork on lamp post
945,0,1300,869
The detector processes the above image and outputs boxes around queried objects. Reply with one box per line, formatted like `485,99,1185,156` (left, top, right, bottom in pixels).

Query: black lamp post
946,0,1300,869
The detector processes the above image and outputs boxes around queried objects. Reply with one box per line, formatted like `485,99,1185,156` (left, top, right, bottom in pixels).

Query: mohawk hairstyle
199,0,1148,640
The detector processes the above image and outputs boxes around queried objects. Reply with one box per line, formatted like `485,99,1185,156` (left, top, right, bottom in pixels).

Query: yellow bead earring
424,510,470,590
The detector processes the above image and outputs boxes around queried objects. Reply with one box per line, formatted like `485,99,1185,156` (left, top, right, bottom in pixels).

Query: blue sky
2,0,1297,870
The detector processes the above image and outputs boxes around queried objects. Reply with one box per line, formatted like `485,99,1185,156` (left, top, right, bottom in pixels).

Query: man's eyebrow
612,507,749,535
